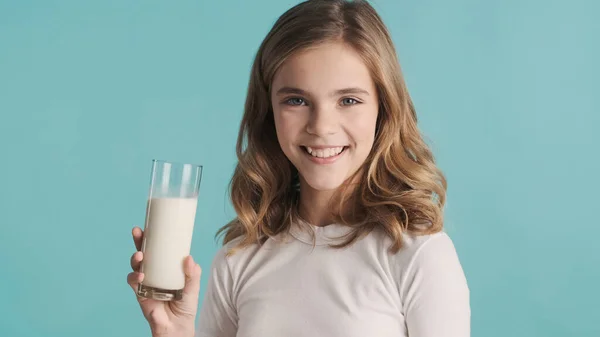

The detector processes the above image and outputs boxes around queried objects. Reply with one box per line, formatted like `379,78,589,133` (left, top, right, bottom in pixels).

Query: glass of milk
137,159,203,301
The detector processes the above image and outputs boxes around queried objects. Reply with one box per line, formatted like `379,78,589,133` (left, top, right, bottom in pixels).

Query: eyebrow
275,86,370,97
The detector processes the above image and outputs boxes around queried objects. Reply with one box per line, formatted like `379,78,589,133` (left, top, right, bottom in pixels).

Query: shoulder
207,235,268,278
406,231,459,257
392,231,469,299
392,231,471,334
209,236,251,269
398,230,460,259
388,230,468,286
384,230,458,266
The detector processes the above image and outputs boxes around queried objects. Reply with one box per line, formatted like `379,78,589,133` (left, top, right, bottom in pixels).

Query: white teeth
305,146,344,158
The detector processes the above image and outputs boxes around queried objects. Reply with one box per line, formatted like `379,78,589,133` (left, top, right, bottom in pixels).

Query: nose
305,105,339,136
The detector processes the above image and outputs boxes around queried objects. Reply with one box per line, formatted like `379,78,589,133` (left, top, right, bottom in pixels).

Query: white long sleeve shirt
196,221,470,337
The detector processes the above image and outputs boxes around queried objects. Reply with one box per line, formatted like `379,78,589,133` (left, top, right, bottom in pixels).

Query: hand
127,226,202,337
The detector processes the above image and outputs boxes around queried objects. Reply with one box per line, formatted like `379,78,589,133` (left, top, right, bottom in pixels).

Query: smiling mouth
301,146,349,159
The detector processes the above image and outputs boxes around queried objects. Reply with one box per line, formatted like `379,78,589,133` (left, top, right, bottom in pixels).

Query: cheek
350,111,378,148
273,110,299,152
274,110,304,140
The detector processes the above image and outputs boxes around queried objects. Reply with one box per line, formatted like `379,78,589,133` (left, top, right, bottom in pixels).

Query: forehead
272,42,375,92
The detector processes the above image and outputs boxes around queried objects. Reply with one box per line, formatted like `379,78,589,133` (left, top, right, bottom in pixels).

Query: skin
127,41,380,336
127,227,200,337
271,42,380,226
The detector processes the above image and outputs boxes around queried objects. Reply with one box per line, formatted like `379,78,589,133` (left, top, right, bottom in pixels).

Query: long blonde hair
218,0,447,253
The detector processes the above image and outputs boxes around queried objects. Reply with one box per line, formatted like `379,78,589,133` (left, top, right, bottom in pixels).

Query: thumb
170,255,201,319
182,255,202,301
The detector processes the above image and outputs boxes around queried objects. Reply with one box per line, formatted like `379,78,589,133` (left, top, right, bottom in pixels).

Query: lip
301,146,348,164
303,145,346,149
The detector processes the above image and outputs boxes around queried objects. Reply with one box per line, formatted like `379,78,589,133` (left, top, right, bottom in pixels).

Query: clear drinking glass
137,159,203,301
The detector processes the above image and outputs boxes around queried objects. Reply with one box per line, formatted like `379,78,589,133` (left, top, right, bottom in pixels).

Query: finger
182,255,202,300
130,251,143,272
127,271,144,292
132,226,144,251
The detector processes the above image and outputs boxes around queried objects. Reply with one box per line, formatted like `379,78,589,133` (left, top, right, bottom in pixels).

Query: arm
195,248,238,337
400,233,471,337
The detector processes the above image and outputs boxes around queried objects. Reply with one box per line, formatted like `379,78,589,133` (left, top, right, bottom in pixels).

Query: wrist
151,324,195,337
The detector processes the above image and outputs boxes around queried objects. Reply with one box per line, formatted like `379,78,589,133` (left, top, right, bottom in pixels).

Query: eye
284,97,307,106
341,97,360,106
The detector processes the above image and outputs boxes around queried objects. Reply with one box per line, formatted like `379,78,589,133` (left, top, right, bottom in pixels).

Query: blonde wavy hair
217,0,447,253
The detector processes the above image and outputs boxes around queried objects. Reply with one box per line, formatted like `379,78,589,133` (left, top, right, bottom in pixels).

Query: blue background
0,0,598,336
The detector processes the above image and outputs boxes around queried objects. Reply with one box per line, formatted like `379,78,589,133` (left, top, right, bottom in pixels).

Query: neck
296,172,363,227
298,181,337,227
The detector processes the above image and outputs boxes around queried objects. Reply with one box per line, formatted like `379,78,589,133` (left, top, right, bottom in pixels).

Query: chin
301,175,347,192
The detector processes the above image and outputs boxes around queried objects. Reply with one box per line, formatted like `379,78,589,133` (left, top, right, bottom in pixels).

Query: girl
127,1,470,336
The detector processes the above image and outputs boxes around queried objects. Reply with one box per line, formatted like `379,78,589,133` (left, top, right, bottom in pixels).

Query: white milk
141,197,198,290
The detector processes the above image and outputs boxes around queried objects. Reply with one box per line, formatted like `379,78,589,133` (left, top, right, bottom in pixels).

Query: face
271,42,379,192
